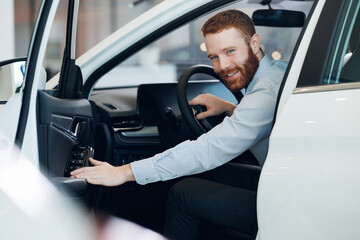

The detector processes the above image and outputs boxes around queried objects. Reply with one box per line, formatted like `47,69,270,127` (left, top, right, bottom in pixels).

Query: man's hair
201,9,256,43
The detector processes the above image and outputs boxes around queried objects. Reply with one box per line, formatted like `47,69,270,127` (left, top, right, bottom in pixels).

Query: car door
35,0,96,201
258,0,360,239
0,0,59,166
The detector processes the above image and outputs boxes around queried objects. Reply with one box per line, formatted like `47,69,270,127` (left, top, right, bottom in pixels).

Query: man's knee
165,178,203,240
167,177,201,210
168,177,197,198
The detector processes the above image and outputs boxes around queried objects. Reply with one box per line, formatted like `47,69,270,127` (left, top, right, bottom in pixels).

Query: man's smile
226,70,240,78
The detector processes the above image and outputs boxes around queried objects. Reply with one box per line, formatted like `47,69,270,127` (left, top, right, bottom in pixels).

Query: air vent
113,118,142,131
103,103,118,110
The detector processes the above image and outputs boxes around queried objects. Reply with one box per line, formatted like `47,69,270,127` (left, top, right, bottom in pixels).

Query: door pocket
48,123,78,177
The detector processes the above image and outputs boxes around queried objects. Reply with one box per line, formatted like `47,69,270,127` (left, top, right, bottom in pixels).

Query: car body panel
0,0,59,167
275,0,324,115
0,92,23,149
258,88,360,240
257,0,360,239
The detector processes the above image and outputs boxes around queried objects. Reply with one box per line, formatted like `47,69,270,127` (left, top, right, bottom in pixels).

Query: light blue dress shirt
131,55,287,185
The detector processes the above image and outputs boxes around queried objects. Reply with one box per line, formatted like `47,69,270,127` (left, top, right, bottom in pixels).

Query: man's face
205,28,259,92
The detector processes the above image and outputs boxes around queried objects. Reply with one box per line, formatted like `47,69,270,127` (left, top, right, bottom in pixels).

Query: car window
76,0,164,58
43,0,68,80
94,1,313,89
322,0,360,85
41,0,164,84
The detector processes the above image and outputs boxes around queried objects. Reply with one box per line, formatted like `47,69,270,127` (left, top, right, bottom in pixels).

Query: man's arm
71,158,135,186
189,94,236,119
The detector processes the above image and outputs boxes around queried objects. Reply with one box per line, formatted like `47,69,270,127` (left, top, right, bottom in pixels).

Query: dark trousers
163,160,261,240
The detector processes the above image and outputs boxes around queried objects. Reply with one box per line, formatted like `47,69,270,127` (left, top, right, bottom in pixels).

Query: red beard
218,47,259,92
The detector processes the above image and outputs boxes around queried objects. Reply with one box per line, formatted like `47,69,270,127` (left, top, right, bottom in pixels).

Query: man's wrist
124,163,135,182
225,102,236,116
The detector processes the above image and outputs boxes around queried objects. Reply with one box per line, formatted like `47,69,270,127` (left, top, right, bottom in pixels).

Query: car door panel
37,90,93,178
258,1,360,239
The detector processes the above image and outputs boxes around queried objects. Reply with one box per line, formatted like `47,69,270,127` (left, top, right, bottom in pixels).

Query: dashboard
90,81,237,167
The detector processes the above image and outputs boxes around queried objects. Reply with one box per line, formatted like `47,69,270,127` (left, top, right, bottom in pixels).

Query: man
71,9,287,240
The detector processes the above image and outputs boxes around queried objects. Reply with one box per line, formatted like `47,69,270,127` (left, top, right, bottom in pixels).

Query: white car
0,0,359,239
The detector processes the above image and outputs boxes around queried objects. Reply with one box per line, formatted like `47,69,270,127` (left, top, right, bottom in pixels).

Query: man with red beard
72,10,287,240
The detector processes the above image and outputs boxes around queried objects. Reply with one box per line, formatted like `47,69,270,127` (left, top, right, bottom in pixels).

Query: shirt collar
245,55,272,93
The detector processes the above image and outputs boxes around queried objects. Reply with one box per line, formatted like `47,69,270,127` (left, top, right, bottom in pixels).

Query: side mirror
0,57,27,102
252,9,306,27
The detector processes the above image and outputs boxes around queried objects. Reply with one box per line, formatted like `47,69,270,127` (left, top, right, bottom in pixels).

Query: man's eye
227,49,234,54
210,56,218,61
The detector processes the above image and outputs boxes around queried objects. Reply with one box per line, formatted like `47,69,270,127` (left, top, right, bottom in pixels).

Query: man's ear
250,34,261,55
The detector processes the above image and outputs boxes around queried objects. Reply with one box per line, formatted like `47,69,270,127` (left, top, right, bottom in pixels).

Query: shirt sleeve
130,83,278,185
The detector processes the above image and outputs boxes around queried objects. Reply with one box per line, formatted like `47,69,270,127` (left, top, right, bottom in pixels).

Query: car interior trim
15,0,53,148
51,114,74,130
70,0,79,59
296,0,345,87
294,82,360,94
119,126,160,138
115,132,161,145
273,0,319,125
113,124,143,132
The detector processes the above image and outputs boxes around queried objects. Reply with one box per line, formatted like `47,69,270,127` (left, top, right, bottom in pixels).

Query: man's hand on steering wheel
177,65,242,137
189,94,236,120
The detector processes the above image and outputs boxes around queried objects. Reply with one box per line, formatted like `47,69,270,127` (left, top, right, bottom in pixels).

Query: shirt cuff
130,157,161,185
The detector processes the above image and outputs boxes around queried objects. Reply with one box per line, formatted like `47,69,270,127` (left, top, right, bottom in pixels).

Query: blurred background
3,0,164,79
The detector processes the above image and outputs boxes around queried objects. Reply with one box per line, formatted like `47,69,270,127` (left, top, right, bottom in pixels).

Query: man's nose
219,57,230,71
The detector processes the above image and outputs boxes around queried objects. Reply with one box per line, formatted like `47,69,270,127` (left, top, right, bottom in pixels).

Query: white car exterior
258,0,360,239
1,0,359,239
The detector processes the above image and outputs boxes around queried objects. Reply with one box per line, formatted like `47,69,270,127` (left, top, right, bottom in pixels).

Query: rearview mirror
0,58,26,102
252,9,306,27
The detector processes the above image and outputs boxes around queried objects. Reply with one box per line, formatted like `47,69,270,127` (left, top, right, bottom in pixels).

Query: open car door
0,0,94,201
36,0,95,200
0,0,60,168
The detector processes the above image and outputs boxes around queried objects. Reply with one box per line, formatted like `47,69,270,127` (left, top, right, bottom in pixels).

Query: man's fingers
70,166,92,175
74,170,99,178
189,94,207,105
196,112,208,120
70,158,105,176
70,165,102,176
197,108,216,119
189,99,199,106
89,157,103,166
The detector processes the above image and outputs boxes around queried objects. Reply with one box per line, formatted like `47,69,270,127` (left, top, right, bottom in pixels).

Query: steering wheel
177,65,243,137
